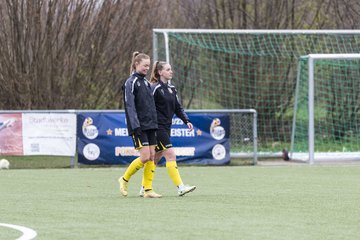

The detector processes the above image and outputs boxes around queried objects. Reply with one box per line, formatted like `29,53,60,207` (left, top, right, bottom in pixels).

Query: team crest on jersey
137,81,141,87
168,87,173,94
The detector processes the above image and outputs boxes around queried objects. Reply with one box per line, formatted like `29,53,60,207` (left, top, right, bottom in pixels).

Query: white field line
0,223,37,240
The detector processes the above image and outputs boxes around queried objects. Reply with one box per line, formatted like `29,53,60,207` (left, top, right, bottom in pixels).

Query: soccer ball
0,159,10,169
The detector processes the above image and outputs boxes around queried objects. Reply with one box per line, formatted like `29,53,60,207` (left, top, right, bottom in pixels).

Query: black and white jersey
123,72,158,135
151,80,190,130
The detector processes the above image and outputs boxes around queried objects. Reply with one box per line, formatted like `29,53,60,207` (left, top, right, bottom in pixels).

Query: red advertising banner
0,113,23,155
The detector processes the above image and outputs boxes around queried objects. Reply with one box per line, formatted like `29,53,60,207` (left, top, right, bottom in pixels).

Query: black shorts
132,129,157,150
155,128,173,152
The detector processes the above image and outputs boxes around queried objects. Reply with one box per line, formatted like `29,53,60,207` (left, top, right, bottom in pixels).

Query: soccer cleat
118,177,128,197
143,190,162,198
139,186,144,197
178,185,196,196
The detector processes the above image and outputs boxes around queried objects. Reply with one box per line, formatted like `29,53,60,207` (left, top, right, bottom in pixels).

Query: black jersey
151,80,190,130
123,72,158,135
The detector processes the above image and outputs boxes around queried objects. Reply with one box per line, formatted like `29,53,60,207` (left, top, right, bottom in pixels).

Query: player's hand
187,122,193,131
134,127,142,136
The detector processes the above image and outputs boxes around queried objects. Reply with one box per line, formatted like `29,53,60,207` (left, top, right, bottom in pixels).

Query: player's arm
124,79,140,133
174,88,192,130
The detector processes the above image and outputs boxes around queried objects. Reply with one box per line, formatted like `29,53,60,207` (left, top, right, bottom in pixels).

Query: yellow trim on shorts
160,141,166,149
132,134,143,150
138,138,143,148
155,141,167,152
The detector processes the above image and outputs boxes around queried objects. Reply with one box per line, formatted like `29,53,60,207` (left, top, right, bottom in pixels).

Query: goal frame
153,29,360,162
291,54,360,164
152,29,360,63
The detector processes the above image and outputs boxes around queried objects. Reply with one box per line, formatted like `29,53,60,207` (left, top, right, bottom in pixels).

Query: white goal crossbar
152,29,360,63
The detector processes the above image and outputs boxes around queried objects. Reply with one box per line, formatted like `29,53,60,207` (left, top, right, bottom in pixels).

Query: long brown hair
150,61,167,83
129,51,150,75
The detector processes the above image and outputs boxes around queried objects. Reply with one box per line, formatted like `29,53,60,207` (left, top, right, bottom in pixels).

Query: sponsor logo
115,147,140,156
173,147,195,156
115,147,195,157
83,143,100,161
0,118,16,131
172,118,184,125
82,117,98,139
114,128,128,136
212,144,226,160
171,128,195,137
210,118,225,140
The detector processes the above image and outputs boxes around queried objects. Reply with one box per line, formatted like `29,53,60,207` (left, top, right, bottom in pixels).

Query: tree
1,0,360,110
0,0,162,109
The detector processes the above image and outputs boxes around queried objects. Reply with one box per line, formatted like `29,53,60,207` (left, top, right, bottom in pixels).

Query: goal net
153,29,360,157
188,109,258,164
291,54,360,163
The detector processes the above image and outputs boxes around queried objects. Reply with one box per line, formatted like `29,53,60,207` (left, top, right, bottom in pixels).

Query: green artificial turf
0,165,359,240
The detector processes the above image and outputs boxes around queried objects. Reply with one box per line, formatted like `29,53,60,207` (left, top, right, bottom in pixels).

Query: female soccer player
119,52,161,198
139,61,196,197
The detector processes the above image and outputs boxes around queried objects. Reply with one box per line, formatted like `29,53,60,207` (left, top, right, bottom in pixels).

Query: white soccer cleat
139,186,144,197
178,185,196,196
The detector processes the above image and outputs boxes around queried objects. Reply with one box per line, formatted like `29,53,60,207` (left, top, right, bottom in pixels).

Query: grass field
1,165,360,240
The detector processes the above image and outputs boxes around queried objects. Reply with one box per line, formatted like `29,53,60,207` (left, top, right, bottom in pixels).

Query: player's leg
155,129,182,186
119,131,151,196
142,128,169,195
163,149,196,196
163,148,182,186
140,150,163,197
142,130,162,198
158,129,196,196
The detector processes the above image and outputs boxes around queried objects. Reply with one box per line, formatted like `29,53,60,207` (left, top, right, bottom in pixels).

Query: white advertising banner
22,113,76,156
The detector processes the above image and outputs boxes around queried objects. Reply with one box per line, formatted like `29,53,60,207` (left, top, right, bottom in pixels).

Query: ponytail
150,61,167,83
150,61,160,83
129,51,150,75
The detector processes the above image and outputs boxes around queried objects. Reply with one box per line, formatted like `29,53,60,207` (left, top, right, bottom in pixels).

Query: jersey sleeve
151,83,161,103
174,88,190,124
124,78,140,131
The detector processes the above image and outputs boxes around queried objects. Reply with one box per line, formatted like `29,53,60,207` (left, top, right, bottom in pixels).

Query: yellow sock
166,161,183,187
123,157,143,181
143,161,156,190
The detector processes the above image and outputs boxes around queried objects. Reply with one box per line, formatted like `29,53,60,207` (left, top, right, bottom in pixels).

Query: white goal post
291,54,360,164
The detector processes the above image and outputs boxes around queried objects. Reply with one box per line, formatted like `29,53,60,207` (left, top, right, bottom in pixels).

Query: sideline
0,223,37,240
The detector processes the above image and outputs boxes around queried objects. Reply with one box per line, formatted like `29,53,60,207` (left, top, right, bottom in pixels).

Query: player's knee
149,153,156,161
163,149,176,161
140,152,151,162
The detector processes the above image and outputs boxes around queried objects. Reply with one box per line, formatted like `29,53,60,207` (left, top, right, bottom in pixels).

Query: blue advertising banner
77,112,230,165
